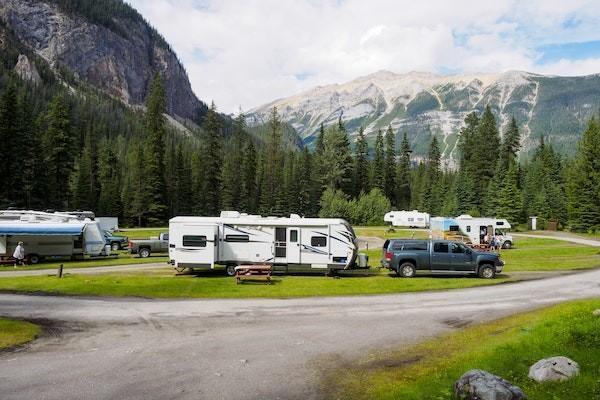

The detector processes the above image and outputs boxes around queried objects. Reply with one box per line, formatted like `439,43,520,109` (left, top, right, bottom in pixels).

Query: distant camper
431,215,514,249
384,210,430,228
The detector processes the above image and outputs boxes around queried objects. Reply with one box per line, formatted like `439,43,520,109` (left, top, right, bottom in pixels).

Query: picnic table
235,264,272,284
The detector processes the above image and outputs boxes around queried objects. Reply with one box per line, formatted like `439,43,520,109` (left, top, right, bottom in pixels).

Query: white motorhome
0,210,106,263
454,215,514,248
169,211,360,275
384,210,430,228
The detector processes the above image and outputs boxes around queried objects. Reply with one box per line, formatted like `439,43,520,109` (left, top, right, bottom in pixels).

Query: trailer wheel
478,264,495,279
398,262,416,278
111,242,121,251
29,254,40,264
138,248,151,258
225,265,237,277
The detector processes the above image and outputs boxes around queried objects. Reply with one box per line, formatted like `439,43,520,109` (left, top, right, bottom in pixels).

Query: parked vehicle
97,217,119,232
384,210,430,228
431,215,514,249
381,239,504,278
129,233,169,258
0,210,106,264
104,231,128,251
169,211,365,276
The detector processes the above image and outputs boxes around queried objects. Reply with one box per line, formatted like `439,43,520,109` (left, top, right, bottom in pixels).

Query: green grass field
354,226,430,240
0,318,40,350
321,299,600,400
114,228,167,239
0,253,168,272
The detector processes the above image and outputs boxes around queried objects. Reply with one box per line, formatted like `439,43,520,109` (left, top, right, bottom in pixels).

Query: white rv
169,211,360,275
0,210,106,263
384,210,430,228
454,215,514,248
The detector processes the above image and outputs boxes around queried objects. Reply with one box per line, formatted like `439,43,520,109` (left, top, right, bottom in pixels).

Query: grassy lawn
114,228,167,239
321,298,600,400
0,253,168,272
0,318,40,350
501,237,600,271
0,268,513,299
355,226,429,240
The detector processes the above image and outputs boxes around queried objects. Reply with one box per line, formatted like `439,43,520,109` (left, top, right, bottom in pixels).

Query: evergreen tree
143,73,169,225
384,125,397,204
499,116,521,170
497,161,522,224
353,126,370,196
296,147,313,216
260,107,284,215
420,136,442,214
0,83,19,205
371,129,385,190
221,113,246,210
240,141,257,213
43,93,74,208
566,117,600,231
175,145,193,215
321,123,352,191
395,132,412,210
202,102,223,216
70,132,96,210
97,141,122,217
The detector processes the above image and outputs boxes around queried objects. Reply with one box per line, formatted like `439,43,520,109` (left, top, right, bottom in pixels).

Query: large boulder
454,369,527,400
528,356,579,382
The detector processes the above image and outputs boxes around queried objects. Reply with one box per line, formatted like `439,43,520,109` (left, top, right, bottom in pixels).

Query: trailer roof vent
220,211,241,218
289,214,301,219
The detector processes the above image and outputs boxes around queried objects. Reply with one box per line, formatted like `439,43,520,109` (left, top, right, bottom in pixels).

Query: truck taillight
385,251,393,261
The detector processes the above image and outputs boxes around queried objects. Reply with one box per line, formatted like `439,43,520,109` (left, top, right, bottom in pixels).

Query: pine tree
43,93,74,208
175,145,193,215
70,132,96,210
321,123,352,192
566,117,600,231
97,140,122,217
296,147,313,216
497,161,522,224
260,107,284,215
337,117,354,195
420,136,442,214
353,126,369,196
143,73,169,225
202,102,224,216
371,129,385,190
221,113,246,210
240,141,257,213
384,125,397,204
0,83,19,205
395,132,411,210
499,116,521,170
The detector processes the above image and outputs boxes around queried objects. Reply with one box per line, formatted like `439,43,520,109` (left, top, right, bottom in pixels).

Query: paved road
512,232,600,247
0,263,168,278
1,269,599,400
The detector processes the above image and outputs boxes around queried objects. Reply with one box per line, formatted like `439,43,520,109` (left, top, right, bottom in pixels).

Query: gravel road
1,268,599,400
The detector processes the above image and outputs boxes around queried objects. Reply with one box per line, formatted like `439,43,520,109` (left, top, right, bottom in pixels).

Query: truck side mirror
466,248,472,255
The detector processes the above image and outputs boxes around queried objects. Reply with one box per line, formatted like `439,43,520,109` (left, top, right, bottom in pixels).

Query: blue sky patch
537,40,600,64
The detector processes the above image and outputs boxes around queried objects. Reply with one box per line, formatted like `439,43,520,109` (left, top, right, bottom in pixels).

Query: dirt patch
443,318,473,329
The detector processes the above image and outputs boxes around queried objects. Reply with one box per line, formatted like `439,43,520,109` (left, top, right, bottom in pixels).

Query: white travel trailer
0,210,106,263
169,211,360,275
384,210,430,228
454,215,514,248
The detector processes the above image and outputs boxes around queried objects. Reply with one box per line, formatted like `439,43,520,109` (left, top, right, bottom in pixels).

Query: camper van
0,211,106,264
169,211,360,275
384,210,430,228
430,215,514,249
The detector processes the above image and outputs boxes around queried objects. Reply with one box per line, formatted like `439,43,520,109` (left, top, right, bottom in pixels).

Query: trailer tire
398,262,416,278
502,241,512,249
29,254,40,265
111,242,121,251
138,248,151,258
225,265,237,277
478,264,495,279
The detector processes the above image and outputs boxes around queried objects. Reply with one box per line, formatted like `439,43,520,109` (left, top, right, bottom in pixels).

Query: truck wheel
478,264,495,279
398,262,416,278
139,248,151,258
502,241,512,249
111,242,121,251
225,265,237,277
29,254,40,265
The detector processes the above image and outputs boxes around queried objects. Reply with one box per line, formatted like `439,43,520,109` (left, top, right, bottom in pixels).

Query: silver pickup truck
129,232,169,258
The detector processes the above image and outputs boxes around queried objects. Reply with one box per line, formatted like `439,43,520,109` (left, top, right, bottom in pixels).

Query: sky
127,0,600,113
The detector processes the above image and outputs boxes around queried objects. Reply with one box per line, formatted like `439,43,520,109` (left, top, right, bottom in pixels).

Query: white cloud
127,0,600,113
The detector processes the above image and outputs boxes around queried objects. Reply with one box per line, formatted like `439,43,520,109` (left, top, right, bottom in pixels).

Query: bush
319,187,391,226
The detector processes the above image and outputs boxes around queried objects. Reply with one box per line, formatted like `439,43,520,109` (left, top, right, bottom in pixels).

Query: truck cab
381,239,504,278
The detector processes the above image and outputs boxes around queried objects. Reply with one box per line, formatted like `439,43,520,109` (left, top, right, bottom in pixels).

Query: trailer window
433,242,449,253
408,217,414,222
496,221,504,226
290,230,298,242
183,235,207,247
449,225,459,232
466,225,471,233
225,234,249,242
311,236,327,247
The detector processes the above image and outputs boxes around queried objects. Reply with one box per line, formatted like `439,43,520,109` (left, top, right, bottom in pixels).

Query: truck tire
225,264,237,277
139,248,151,258
478,264,495,279
29,254,40,264
397,262,416,278
111,242,121,251
502,241,512,249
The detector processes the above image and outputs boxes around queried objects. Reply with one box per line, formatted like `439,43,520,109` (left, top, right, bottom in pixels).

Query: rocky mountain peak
14,54,41,85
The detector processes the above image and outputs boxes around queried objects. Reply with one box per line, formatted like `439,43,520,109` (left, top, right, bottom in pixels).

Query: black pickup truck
381,239,504,279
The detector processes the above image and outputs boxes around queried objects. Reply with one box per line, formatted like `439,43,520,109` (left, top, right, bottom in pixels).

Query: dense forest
0,52,598,231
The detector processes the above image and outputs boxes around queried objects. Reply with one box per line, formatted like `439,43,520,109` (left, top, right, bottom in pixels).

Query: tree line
0,68,598,231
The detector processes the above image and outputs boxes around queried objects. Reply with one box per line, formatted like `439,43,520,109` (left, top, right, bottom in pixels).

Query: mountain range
248,70,600,164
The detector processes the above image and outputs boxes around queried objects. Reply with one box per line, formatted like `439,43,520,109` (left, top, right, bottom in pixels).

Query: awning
0,223,85,236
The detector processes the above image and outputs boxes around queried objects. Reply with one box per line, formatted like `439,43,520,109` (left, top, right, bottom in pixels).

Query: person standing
13,241,25,268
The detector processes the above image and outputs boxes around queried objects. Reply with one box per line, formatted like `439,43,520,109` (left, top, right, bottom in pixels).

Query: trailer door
287,228,300,264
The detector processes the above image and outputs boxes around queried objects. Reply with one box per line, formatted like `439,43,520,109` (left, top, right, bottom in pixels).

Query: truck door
451,242,473,271
431,242,451,271
287,228,300,264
